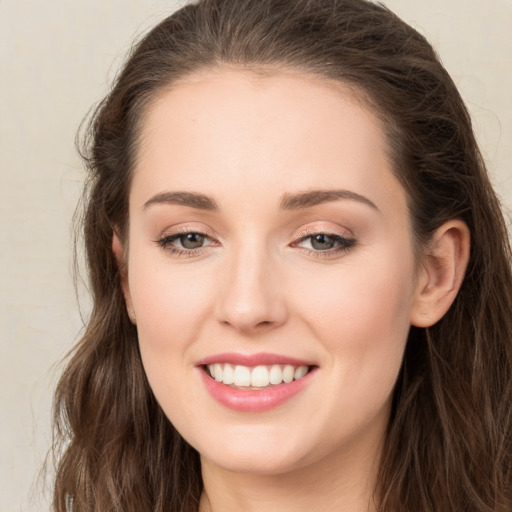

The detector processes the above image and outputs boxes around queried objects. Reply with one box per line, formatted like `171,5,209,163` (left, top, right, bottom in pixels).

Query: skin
114,68,469,512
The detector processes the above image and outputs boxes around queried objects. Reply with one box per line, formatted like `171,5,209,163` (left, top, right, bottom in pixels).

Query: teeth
222,363,234,385
294,366,308,379
233,365,251,387
269,364,283,385
206,363,310,388
251,366,270,387
282,365,294,383
213,363,223,382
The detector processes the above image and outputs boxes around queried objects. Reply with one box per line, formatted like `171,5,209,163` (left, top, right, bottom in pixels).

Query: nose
215,245,288,335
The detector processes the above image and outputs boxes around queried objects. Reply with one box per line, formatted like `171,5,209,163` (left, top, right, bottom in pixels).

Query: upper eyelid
158,227,353,238
158,225,216,239
155,228,218,253
155,225,355,245
161,232,216,245
294,225,354,239
293,232,356,247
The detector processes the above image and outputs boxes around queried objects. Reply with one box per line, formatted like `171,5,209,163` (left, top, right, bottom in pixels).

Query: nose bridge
216,236,286,333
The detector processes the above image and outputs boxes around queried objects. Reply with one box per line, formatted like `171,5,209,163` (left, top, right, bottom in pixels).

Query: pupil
181,233,204,249
312,234,334,250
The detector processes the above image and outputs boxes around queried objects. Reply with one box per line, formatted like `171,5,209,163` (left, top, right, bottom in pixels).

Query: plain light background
1,1,511,510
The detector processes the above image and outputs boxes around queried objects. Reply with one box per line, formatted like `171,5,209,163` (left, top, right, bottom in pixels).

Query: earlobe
410,220,470,328
112,233,136,325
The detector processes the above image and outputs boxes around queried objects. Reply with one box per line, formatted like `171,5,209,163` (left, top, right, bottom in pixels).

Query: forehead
132,68,405,218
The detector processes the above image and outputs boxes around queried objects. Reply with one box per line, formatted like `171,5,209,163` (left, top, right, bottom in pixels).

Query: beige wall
1,1,510,510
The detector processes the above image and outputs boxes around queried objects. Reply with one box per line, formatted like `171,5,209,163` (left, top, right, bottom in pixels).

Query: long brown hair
53,1,512,510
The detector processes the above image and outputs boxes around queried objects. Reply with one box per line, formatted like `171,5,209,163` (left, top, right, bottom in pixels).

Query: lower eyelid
294,233,356,253
156,228,355,255
164,234,210,246
156,229,221,256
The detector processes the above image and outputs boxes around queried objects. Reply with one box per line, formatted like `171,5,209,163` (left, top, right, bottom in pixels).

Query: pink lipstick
196,352,317,412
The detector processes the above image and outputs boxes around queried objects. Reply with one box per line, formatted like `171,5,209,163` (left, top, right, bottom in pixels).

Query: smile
206,363,310,388
197,353,317,412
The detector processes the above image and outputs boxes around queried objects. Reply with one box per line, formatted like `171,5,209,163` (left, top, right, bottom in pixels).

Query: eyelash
155,228,217,258
156,228,356,258
292,229,356,258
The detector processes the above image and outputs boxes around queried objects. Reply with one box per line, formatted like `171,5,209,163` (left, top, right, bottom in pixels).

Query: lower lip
199,368,315,412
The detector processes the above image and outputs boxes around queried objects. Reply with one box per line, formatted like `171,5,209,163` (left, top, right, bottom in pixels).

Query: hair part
53,1,512,510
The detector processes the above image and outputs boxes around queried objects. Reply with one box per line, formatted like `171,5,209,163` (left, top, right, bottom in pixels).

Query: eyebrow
143,188,379,212
280,189,379,211
143,191,219,211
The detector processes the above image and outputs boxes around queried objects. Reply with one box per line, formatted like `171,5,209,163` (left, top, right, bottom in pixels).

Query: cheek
125,251,219,412
294,254,415,383
285,258,415,446
128,257,215,350
302,259,412,328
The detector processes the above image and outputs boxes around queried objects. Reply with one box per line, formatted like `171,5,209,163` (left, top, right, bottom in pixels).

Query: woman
53,0,512,510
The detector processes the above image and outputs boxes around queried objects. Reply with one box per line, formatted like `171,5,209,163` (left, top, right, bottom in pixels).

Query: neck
199,437,382,512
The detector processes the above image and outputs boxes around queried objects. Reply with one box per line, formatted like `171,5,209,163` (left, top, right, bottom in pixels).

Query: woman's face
121,69,425,476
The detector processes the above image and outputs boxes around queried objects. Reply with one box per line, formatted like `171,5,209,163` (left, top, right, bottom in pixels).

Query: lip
196,352,315,367
196,352,317,412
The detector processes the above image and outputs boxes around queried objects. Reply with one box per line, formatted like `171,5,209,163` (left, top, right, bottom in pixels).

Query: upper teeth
206,363,309,388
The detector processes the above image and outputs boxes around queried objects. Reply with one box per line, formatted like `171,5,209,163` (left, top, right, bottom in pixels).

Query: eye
177,232,206,249
156,229,217,255
294,231,356,255
306,234,338,251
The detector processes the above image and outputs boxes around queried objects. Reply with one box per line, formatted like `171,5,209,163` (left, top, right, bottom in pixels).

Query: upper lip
196,352,316,367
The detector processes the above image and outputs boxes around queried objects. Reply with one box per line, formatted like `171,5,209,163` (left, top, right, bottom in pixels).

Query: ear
410,220,470,328
112,232,136,324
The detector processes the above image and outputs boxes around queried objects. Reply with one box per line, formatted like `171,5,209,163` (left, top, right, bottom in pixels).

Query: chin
201,446,309,476
190,423,319,476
